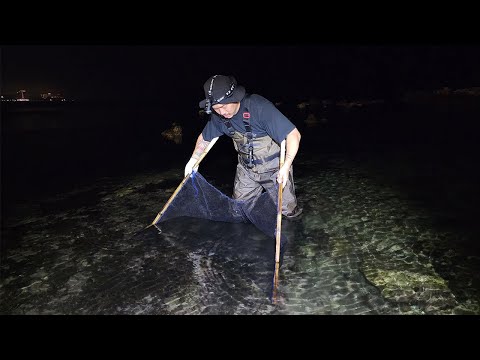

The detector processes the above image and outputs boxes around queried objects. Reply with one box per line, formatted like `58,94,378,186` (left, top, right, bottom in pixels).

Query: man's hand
276,164,290,189
184,157,199,177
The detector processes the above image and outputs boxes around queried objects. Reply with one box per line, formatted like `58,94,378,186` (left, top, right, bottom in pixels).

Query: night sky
2,45,480,107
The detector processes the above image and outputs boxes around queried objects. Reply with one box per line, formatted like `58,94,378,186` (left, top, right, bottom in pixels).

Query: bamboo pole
148,137,219,227
272,139,286,303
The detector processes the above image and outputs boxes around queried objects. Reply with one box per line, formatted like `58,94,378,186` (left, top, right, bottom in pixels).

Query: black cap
199,75,246,109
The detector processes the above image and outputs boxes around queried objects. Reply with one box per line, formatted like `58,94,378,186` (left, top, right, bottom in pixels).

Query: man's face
212,102,240,119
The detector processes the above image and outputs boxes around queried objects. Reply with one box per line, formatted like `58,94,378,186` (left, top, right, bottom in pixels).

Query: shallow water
1,101,479,314
2,153,479,314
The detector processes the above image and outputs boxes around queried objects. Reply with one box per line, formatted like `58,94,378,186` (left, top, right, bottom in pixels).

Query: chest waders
223,102,298,215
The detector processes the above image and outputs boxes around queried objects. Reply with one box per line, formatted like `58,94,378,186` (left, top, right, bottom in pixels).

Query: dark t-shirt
201,94,296,144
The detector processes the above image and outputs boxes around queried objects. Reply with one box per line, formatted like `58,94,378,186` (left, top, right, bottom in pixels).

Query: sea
1,96,479,315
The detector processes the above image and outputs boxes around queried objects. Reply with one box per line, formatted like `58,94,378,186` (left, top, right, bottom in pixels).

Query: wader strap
242,111,254,168
241,151,280,166
224,120,235,136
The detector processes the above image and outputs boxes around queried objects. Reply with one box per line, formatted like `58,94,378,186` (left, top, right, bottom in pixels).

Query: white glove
184,157,199,177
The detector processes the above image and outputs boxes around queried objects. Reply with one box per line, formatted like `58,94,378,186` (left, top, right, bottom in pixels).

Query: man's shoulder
246,94,275,109
248,93,269,103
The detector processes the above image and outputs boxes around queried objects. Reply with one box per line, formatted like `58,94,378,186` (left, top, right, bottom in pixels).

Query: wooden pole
272,139,286,304
148,137,219,227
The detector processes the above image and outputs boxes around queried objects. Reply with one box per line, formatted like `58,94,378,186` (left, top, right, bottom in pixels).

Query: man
184,74,302,219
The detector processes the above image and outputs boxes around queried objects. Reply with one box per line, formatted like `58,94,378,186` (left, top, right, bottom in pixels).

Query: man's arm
277,127,301,187
184,133,211,177
191,133,211,160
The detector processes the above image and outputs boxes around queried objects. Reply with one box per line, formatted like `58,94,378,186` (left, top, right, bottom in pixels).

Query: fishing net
153,171,287,254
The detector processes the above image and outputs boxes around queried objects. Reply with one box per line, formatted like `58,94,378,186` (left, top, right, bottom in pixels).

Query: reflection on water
1,101,479,314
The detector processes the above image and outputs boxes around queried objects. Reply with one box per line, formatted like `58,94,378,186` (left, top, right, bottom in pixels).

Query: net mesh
153,171,287,251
